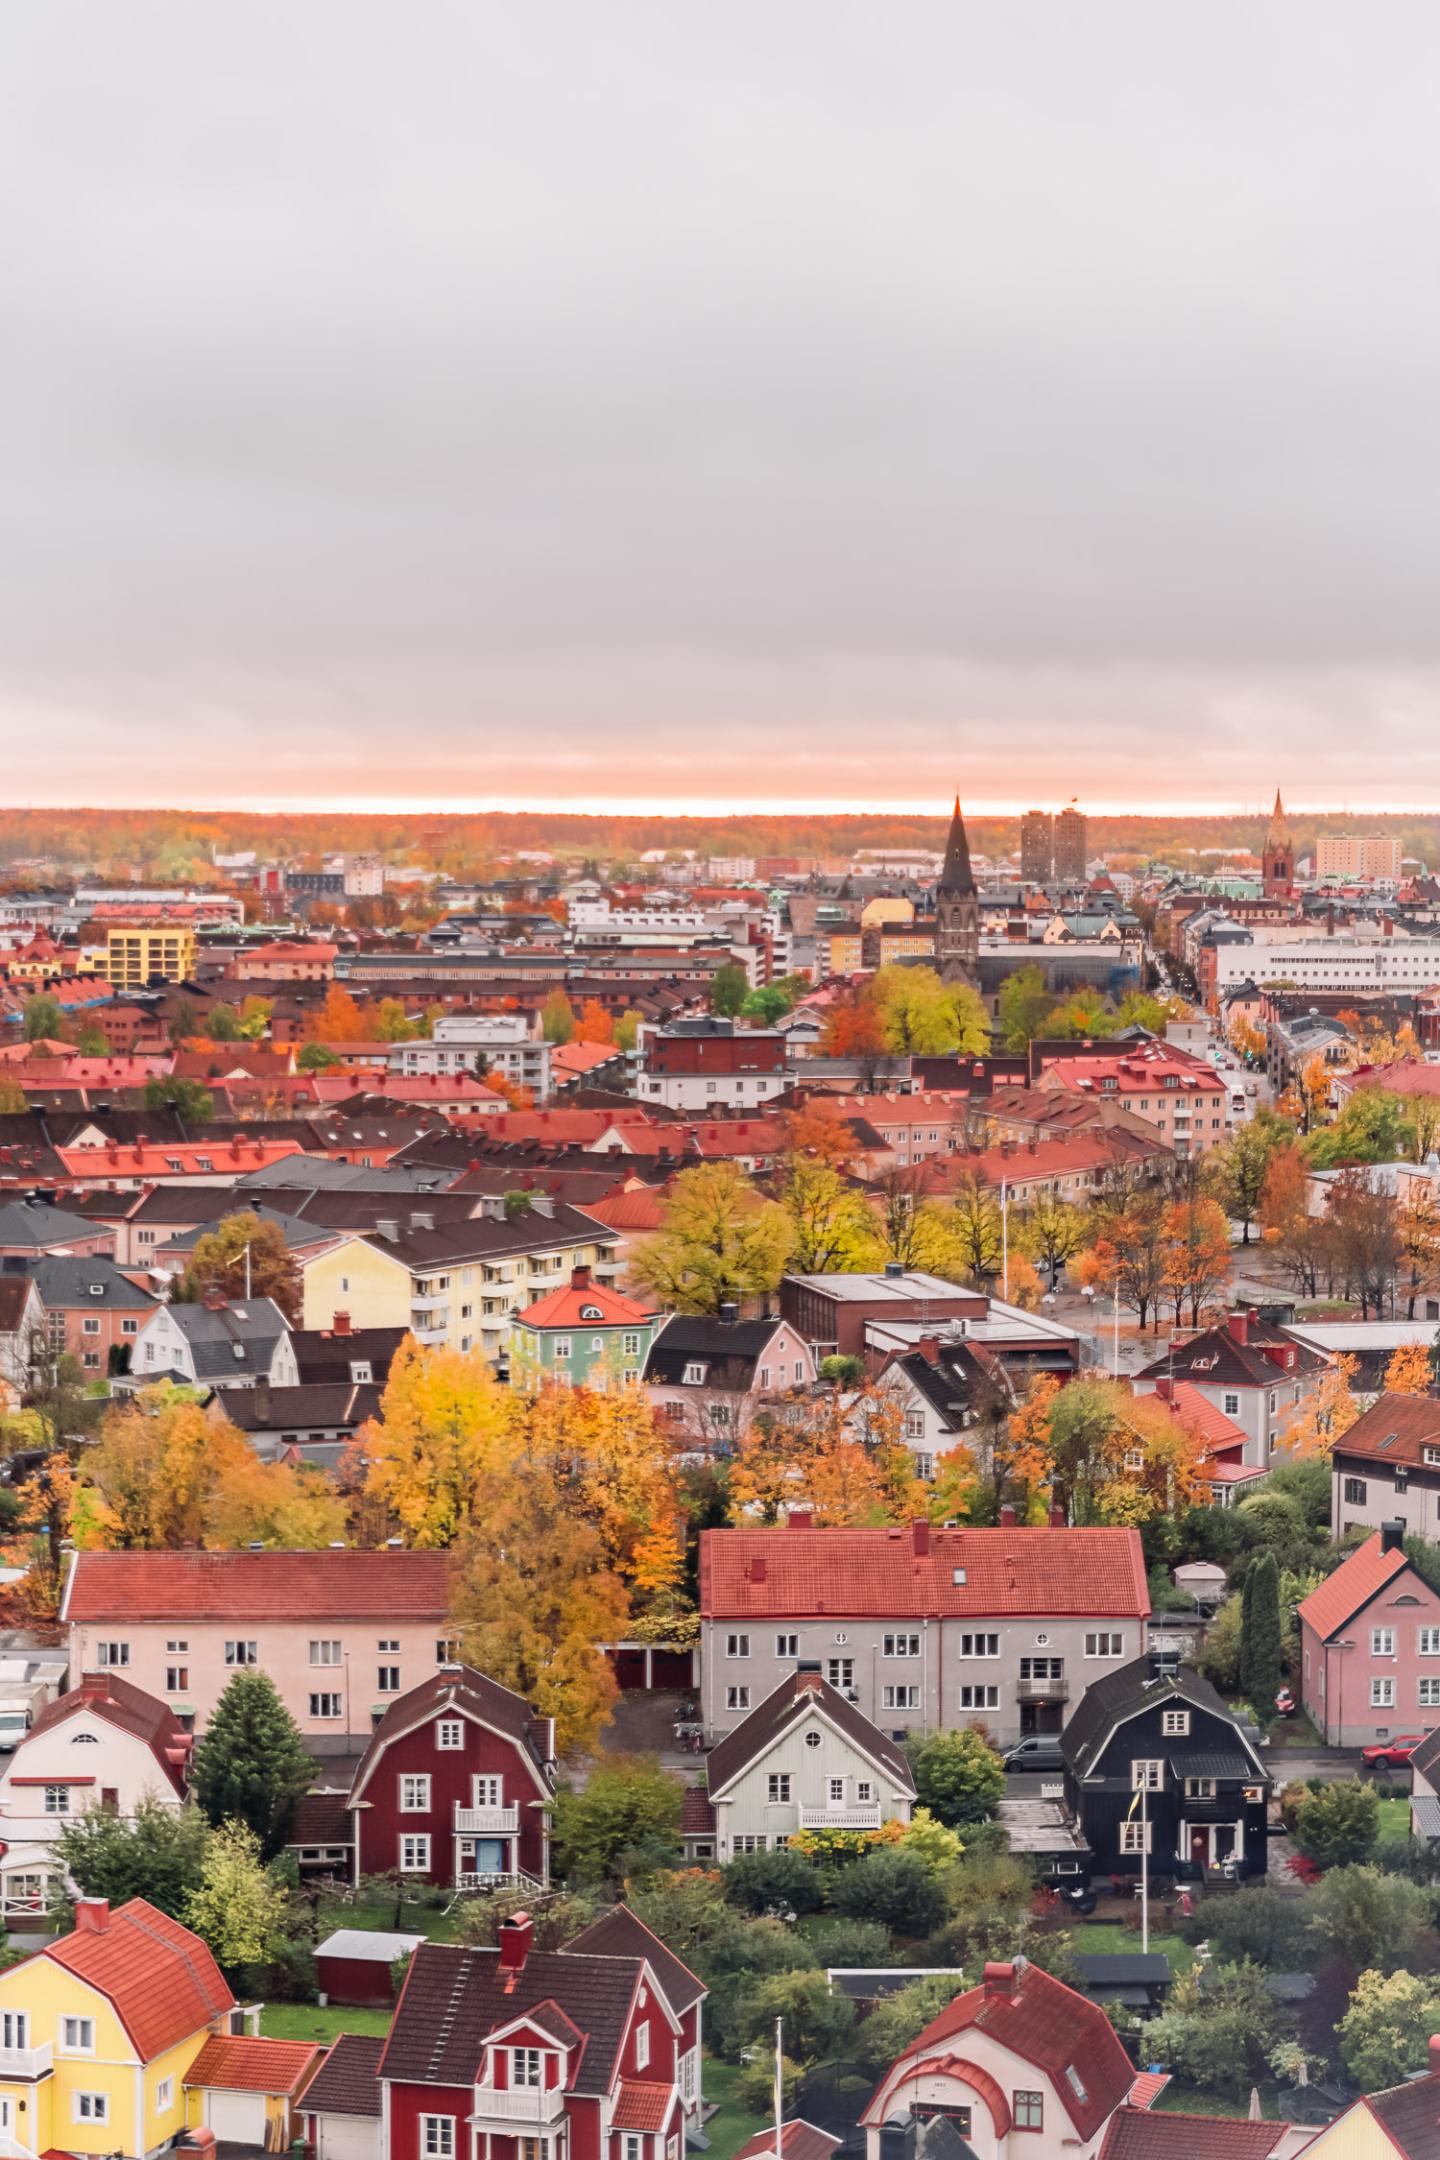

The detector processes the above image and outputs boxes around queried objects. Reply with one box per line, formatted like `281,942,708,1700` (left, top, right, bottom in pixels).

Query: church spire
939,794,976,898
1267,787,1291,842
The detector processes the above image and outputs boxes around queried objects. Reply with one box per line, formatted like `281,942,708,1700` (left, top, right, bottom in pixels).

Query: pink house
1298,1524,1440,1746
61,1549,453,1751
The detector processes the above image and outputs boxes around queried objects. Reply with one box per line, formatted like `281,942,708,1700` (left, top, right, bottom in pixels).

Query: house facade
1133,1311,1329,1470
682,1668,916,1862
129,1295,299,1391
1331,1392,1440,1542
62,1548,453,1747
644,1313,817,1449
0,1895,233,2160
1061,1656,1270,1884
699,1519,1150,1747
510,1267,662,1389
1297,1525,1440,1746
0,1674,191,1920
363,1912,694,2160
860,1959,1143,2160
345,1665,555,1892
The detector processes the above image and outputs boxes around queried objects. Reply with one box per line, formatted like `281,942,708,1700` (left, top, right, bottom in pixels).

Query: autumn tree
1398,1184,1440,1319
779,1157,878,1273
143,1075,215,1122
1161,1196,1233,1326
1076,1192,1169,1331
1018,1194,1089,1288
525,1383,683,1604
1210,1111,1291,1244
1384,1340,1433,1395
573,1000,615,1045
481,1066,532,1110
630,1162,790,1314
996,966,1055,1052
449,1465,629,1753
708,964,749,1018
357,1338,520,1546
872,1167,957,1274
871,967,989,1056
948,1168,1002,1284
1282,1355,1360,1457
175,1212,301,1324
1328,1171,1402,1317
541,988,576,1044
614,1010,643,1052
308,984,369,1043
819,985,888,1070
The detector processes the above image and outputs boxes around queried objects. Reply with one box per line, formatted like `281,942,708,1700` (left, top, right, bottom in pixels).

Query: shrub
1176,1883,1309,1969
1306,1865,1435,1977
1340,1967,1440,2087
905,1729,1005,1827
721,1846,824,1917
833,1848,948,1937
1141,1963,1280,2099
854,1974,965,2071
1293,1781,1379,1870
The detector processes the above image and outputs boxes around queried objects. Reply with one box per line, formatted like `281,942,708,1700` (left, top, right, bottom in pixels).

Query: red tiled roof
63,1548,451,1624
1333,1391,1440,1467
701,1524,1150,1621
46,1899,233,2060
732,2125,842,2160
1148,1381,1250,1462
186,2035,322,2095
516,1276,658,1330
1127,2073,1171,2110
612,2084,675,2132
1298,1531,1411,1643
584,1189,668,1232
22,1675,190,1796
879,1963,1133,2146
1098,2109,1291,2159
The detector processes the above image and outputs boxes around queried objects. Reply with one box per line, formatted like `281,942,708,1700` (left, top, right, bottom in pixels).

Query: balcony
409,1315,449,1344
1016,1674,1069,1703
471,2085,566,2127
454,1803,519,1835
0,2040,51,2079
797,1804,882,1830
410,1288,449,1310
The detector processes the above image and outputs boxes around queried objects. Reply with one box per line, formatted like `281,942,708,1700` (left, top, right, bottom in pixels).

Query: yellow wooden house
0,1896,233,2160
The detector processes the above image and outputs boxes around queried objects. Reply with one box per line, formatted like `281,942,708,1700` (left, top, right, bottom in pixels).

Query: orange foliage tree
573,1000,616,1046
1282,1355,1360,1457
1384,1340,1433,1395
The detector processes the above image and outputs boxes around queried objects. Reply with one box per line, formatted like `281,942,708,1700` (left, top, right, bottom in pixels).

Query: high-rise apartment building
104,922,199,988
1053,804,1088,881
1315,833,1403,881
1020,810,1053,882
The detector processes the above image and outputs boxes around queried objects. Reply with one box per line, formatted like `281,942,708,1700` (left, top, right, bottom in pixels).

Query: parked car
1002,1734,1065,1773
1361,1734,1425,1770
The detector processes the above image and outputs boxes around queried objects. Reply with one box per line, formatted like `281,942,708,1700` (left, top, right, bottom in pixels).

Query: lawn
1073,1919,1194,1973
1374,1793,1412,1843
313,1891,470,1944
262,2002,395,2043
701,2056,772,2160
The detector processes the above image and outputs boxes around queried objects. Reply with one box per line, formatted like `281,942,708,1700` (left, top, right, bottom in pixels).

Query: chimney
787,1509,813,1531
78,1673,111,1704
1429,2035,1440,2076
718,1300,739,1328
884,1261,904,1280
982,1961,1015,2001
1153,1377,1173,1403
999,1503,1017,1528
1227,1310,1249,1347
1048,1503,1066,1528
74,1898,109,1934
571,1265,592,1290
374,1218,399,1241
498,1912,533,1976
332,1310,351,1336
1381,1520,1406,1554
912,1519,930,1557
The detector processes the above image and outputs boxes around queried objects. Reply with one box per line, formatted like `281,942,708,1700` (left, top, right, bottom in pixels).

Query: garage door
207,2090,267,2145
319,2116,380,2160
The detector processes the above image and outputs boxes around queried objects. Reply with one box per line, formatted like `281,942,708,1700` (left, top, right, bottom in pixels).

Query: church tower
1262,787,1294,898
935,795,980,989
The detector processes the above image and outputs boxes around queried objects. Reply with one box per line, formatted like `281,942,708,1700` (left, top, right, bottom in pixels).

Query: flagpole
1001,1180,1009,1300
774,2016,784,2159
1141,1777,1149,1954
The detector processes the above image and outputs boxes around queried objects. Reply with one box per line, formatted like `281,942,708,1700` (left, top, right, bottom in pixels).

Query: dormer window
511,2048,543,2089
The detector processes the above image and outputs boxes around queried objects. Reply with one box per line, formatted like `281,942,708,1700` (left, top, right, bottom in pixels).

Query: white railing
456,1869,545,1895
455,1804,519,1835
797,1804,882,1830
0,2041,51,2079
471,2085,565,2125
410,1320,449,1343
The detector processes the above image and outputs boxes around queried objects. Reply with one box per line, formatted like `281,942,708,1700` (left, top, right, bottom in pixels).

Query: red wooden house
347,1665,556,1893
305,1910,705,2160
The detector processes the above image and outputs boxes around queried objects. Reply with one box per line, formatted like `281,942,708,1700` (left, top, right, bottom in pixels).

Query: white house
129,1296,299,1391
681,1668,916,1863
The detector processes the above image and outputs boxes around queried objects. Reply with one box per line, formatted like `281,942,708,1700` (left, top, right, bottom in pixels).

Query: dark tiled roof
24,1257,157,1311
645,1315,786,1390
562,1904,707,2016
1061,1658,1260,1779
1366,2071,1440,2157
381,1943,641,2093
291,1326,409,1385
1133,1320,1326,1390
219,1382,381,1435
348,1666,552,1808
0,1198,104,1249
704,1672,914,1797
301,2034,384,2119
290,1790,354,1847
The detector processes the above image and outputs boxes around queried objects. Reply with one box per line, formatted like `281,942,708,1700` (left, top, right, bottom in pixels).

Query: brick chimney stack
75,1899,109,1933
982,1962,1015,2001
498,1912,533,1975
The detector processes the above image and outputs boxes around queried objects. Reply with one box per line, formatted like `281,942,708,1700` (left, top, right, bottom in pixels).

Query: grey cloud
4,2,1440,801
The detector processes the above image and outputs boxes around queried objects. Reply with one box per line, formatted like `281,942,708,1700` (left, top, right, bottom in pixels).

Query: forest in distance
2,804,1439,884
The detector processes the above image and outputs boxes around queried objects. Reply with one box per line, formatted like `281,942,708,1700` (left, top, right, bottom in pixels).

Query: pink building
61,1549,453,1750
1298,1524,1440,1747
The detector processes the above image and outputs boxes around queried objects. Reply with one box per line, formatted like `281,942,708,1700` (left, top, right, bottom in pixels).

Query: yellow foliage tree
525,1383,683,1602
1282,1355,1360,1457
357,1338,521,1546
1384,1340,1433,1396
630,1162,791,1314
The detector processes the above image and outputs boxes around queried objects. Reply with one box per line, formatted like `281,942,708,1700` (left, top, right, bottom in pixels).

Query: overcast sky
5,3,1440,812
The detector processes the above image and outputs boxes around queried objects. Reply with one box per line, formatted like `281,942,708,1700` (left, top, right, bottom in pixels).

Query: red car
1361,1734,1426,1770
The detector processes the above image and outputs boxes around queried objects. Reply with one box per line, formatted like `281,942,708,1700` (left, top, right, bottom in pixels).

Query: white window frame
1131,1759,1163,1790
400,1775,432,1812
421,2117,455,2159
96,1641,129,1668
1372,1627,1396,1657
635,2022,650,2071
766,1774,791,1803
1162,1709,1190,1736
73,2094,108,2124
726,1633,750,1659
225,1640,258,1667
959,1684,999,1710
1372,1676,1396,1708
437,1719,465,1749
1119,1820,1152,1855
726,1686,750,1712
156,2077,174,2112
511,2048,544,2089
1085,1632,1123,1658
400,1834,432,1873
60,2017,95,2056
958,1632,999,1658
308,1692,343,1720
309,1640,342,1665
775,1633,798,1659
883,1684,921,1709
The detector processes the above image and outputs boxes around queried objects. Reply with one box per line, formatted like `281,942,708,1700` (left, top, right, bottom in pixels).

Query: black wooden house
1061,1653,1270,1884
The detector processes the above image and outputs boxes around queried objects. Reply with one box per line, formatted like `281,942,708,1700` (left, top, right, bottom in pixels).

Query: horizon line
2,796,1436,820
